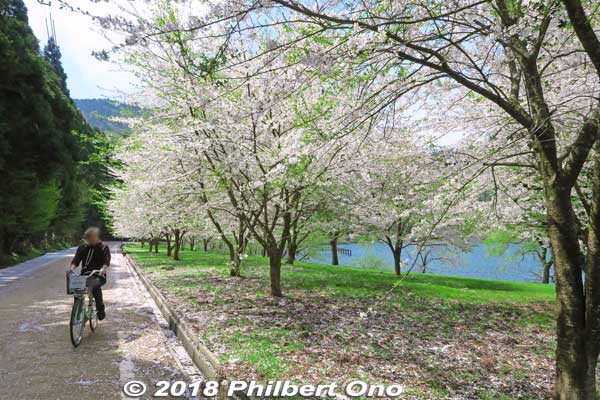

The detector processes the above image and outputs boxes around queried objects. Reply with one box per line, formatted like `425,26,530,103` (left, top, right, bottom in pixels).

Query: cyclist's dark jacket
71,242,111,274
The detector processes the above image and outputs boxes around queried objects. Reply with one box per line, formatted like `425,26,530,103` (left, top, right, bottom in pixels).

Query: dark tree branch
562,0,600,78
562,106,600,186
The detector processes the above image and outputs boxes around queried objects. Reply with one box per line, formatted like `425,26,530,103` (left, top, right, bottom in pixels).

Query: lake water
303,242,552,283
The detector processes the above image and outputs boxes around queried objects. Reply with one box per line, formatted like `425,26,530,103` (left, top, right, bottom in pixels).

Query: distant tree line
0,0,115,263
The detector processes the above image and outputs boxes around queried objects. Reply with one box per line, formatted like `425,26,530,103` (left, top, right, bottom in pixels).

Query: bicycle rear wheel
70,297,85,347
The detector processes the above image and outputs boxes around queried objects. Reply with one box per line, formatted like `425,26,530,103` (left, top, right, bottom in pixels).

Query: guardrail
337,247,352,256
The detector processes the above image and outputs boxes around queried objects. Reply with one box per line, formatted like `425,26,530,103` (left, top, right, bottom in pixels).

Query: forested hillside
0,0,114,265
74,98,138,135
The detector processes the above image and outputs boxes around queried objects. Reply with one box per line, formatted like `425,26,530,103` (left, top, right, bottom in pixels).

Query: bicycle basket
67,275,87,294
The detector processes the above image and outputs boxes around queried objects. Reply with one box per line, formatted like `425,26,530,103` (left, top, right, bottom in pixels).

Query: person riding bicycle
69,227,110,320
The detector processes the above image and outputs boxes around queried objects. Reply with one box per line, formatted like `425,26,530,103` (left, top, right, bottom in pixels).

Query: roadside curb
121,248,229,396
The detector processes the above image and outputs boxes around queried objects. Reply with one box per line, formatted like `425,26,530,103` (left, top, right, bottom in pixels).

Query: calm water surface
304,242,552,283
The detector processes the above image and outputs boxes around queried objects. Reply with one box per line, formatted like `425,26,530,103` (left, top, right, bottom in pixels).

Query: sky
21,1,460,144
24,0,136,99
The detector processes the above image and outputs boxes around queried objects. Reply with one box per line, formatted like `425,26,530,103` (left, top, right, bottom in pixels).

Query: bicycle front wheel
70,297,85,347
89,297,98,331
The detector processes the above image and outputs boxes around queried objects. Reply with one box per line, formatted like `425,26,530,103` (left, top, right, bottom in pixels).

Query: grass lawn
125,243,557,399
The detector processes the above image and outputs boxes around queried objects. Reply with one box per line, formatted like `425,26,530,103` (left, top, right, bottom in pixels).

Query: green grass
125,243,557,398
125,243,555,305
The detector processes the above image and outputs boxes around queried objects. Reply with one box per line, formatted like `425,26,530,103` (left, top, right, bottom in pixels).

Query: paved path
0,243,201,399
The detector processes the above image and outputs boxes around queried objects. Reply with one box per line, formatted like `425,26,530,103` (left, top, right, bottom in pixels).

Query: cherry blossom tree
109,121,204,261
108,3,377,295
345,130,447,275
90,0,600,394
241,2,599,394
223,3,599,394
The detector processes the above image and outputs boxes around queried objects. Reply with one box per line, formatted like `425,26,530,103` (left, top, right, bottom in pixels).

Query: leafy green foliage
26,179,62,235
0,0,116,260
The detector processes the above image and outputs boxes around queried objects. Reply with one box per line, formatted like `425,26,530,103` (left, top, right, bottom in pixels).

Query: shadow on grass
125,243,557,399
125,244,555,304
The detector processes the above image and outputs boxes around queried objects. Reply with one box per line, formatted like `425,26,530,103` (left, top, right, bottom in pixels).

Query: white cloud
24,0,137,99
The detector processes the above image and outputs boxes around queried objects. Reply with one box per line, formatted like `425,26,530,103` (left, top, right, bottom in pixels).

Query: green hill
74,98,139,135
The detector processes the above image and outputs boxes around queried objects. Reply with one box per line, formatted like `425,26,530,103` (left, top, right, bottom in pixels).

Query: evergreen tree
0,0,115,262
0,0,27,21
43,37,69,95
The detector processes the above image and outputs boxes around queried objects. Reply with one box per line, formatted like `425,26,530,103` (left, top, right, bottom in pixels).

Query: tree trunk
330,237,339,266
228,242,241,277
166,234,172,257
384,234,404,276
537,246,553,284
148,239,153,252
230,253,241,277
189,237,195,251
287,240,297,265
173,229,182,261
203,238,209,252
231,220,247,276
542,262,552,284
517,52,600,397
546,185,597,399
140,239,145,249
558,137,600,399
267,247,282,297
393,244,403,276
154,239,159,253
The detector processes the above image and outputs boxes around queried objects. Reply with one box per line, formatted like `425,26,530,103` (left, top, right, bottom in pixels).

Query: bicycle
67,270,102,347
